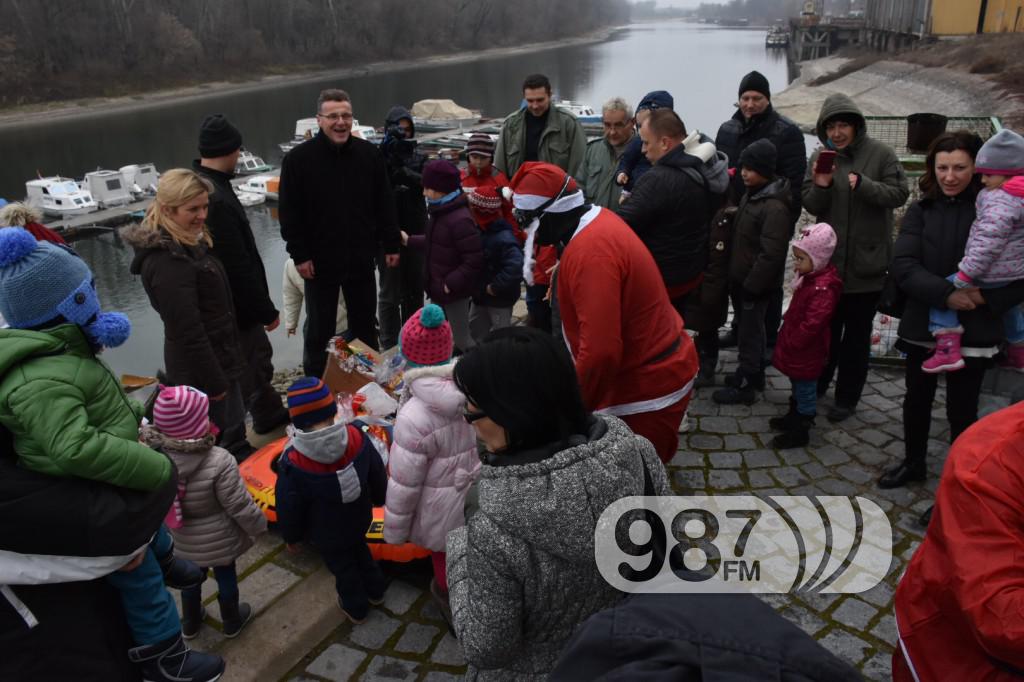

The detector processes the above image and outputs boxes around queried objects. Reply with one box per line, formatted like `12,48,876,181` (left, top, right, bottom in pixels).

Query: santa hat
507,162,583,286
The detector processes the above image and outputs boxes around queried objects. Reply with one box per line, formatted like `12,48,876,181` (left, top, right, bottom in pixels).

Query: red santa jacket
771,264,843,381
893,401,1024,682
557,206,698,412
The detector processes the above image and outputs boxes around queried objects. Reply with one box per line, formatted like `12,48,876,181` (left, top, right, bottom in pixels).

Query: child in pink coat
383,303,480,627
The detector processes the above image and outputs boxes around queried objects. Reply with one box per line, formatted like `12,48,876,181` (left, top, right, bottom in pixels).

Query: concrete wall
982,0,1024,31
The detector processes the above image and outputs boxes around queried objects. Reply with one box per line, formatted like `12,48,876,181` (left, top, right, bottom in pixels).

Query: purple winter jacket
407,194,484,304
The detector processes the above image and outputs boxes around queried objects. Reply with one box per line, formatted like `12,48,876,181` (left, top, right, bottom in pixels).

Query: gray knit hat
975,129,1024,176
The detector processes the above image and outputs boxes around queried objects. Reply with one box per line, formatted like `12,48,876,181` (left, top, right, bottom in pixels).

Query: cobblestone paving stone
257,354,1012,681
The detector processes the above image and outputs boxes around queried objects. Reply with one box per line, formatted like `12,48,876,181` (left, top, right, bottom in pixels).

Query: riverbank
774,50,1023,133
0,26,622,131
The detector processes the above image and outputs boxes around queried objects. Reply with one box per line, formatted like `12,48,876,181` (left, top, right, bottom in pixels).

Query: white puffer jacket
384,362,480,552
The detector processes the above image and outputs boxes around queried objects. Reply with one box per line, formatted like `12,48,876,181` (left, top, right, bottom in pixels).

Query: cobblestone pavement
203,350,1010,681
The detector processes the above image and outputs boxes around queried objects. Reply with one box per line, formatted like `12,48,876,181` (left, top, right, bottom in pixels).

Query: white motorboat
234,188,265,207
120,163,160,199
235,150,272,175
237,174,279,201
83,170,132,209
25,177,98,217
555,100,601,124
279,117,379,153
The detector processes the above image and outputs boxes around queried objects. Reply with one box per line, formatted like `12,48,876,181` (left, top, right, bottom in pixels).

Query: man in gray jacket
576,96,634,209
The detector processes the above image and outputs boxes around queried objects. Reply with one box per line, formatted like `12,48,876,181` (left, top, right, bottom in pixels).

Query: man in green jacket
494,73,586,179
802,93,909,422
576,96,634,209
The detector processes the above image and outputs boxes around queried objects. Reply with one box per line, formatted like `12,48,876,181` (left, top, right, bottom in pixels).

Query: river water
2,21,790,377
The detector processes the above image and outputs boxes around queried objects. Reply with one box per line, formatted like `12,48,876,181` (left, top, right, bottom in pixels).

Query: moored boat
25,177,98,217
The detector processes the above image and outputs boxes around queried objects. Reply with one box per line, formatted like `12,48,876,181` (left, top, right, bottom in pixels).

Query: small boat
556,100,602,125
120,163,160,199
25,177,98,217
234,189,265,207
237,174,279,201
766,26,789,47
83,170,133,209
235,150,272,175
278,118,379,153
411,99,480,132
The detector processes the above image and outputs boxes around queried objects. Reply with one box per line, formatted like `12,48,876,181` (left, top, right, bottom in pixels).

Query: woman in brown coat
125,168,250,456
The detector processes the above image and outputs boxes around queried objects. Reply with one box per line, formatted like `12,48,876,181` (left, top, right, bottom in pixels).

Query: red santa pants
620,394,690,464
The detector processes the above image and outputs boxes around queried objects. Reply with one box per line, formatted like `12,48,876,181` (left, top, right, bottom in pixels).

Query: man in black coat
279,89,401,376
715,71,807,352
194,114,290,435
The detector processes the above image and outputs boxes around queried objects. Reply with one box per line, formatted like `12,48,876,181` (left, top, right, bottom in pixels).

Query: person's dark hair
645,109,687,141
522,74,551,94
317,88,351,113
919,130,983,199
453,326,589,450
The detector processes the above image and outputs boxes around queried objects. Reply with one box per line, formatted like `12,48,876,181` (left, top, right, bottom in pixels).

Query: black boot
718,326,738,348
917,505,934,527
157,539,205,590
181,592,206,641
218,597,254,639
128,634,225,682
769,398,799,431
695,353,717,389
878,459,927,489
771,415,813,449
724,372,765,391
712,372,761,406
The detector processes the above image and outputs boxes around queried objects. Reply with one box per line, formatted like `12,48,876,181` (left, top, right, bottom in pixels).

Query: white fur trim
512,190,584,213
1,586,37,628
522,218,540,285
0,546,145,585
595,376,694,417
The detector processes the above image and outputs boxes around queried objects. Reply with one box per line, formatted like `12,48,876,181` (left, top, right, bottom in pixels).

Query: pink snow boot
1001,343,1024,373
922,328,965,374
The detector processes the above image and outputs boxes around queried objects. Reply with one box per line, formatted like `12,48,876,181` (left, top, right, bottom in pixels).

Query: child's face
793,247,814,274
468,154,491,171
741,166,769,188
981,174,1009,191
423,187,446,200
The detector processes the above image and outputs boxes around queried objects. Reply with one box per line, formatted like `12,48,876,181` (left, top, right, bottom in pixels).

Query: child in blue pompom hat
0,227,225,681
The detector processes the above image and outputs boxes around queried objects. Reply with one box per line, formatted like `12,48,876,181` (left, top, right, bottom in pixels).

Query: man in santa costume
507,161,698,462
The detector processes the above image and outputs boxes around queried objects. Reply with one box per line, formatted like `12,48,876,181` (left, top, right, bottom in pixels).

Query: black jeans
237,323,287,429
304,273,378,379
376,246,424,350
902,345,987,465
817,291,881,408
321,543,385,621
736,291,769,378
728,286,782,346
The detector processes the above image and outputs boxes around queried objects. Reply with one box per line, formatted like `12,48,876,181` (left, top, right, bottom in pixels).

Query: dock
43,198,152,238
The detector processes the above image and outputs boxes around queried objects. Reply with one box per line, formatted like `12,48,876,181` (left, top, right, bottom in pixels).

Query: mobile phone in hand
814,150,837,174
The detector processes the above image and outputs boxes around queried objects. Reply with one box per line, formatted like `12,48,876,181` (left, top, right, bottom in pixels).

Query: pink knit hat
400,304,453,367
793,222,837,273
153,385,211,440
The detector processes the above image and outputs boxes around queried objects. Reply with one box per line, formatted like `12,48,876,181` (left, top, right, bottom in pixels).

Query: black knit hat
738,71,771,100
198,114,243,158
739,139,777,179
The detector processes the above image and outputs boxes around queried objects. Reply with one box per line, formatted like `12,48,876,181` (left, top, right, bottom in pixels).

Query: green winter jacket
0,324,171,491
494,105,587,178
802,94,909,294
576,136,630,209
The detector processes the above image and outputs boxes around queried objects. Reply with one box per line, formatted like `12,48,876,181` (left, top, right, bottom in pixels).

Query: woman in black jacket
880,131,1024,493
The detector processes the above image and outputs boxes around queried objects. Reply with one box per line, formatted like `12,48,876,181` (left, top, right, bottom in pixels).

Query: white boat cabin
237,175,280,201
120,163,160,198
235,151,271,175
25,177,98,217
84,170,132,209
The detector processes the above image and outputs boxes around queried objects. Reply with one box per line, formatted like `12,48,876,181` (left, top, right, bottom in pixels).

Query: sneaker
921,328,965,374
337,597,366,625
128,634,225,682
368,594,386,607
878,460,927,489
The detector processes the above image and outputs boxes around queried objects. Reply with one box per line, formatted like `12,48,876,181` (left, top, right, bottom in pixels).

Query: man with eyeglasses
576,97,635,210
279,88,401,377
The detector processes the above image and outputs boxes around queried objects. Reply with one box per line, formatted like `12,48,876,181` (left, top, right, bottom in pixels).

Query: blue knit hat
637,90,674,113
287,377,338,430
0,227,130,347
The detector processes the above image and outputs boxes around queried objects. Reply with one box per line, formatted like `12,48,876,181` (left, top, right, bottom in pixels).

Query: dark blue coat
473,218,524,308
275,425,387,552
614,136,651,193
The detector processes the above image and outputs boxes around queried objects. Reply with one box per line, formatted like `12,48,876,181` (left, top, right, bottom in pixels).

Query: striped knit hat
467,185,503,214
466,133,495,158
153,385,211,440
287,377,338,430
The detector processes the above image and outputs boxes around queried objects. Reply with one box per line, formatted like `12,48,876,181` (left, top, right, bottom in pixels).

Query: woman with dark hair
879,131,1024,495
447,326,671,680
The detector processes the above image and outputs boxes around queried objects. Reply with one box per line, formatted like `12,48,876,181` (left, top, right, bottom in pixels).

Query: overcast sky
648,0,721,7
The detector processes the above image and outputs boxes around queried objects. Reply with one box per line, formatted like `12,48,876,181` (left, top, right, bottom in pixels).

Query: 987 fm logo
594,496,892,594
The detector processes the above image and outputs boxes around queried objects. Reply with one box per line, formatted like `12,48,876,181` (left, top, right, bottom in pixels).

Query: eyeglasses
463,410,487,424
317,112,354,122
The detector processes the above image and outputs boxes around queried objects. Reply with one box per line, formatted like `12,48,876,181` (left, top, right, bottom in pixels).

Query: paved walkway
197,349,1010,681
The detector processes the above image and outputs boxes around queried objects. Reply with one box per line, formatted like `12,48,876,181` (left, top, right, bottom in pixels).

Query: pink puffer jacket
384,362,480,551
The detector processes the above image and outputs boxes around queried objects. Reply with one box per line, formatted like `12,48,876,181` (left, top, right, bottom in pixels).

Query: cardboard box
322,338,381,396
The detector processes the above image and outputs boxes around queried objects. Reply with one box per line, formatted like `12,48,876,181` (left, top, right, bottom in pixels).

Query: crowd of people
1,67,1023,681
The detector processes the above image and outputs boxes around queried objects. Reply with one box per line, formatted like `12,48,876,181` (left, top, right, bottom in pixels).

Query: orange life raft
239,435,430,563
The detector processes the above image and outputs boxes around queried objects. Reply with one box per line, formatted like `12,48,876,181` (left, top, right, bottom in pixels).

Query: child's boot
769,398,799,431
1000,343,1024,372
771,414,813,449
218,596,254,638
157,549,205,591
180,592,206,640
128,633,225,682
921,327,965,374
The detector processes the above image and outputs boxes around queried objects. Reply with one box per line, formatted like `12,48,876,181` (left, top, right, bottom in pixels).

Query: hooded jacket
618,139,729,287
406,194,484,304
279,131,400,283
192,160,278,328
384,363,480,552
382,106,428,237
144,428,267,567
715,104,806,220
446,415,671,680
728,177,793,296
0,324,171,491
125,223,245,398
802,94,909,294
494,104,586,179
772,264,843,380
473,217,524,308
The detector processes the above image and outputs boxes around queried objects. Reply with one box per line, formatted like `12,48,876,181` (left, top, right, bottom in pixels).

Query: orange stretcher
239,435,430,563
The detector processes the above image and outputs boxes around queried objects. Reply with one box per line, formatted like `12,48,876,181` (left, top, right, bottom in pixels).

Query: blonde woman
124,169,251,457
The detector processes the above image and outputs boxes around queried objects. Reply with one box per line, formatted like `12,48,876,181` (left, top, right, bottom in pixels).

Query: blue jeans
182,563,238,606
792,379,818,417
105,526,180,645
929,274,1024,343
